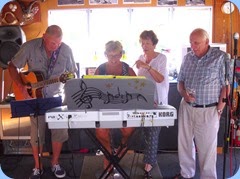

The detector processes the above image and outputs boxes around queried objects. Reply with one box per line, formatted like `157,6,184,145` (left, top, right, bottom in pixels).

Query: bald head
45,25,63,38
190,28,210,58
190,28,209,41
43,25,63,52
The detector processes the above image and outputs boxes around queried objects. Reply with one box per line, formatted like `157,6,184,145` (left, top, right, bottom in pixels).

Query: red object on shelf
234,127,240,146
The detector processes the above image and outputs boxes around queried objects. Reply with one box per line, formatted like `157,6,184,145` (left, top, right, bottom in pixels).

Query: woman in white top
135,30,169,179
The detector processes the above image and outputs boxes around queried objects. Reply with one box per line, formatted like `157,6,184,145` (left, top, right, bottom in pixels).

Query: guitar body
13,71,75,101
13,71,44,100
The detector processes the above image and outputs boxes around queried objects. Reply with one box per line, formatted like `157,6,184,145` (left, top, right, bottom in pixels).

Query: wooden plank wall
213,0,240,56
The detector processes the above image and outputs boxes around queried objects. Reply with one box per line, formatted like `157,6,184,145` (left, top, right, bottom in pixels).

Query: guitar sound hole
27,88,32,97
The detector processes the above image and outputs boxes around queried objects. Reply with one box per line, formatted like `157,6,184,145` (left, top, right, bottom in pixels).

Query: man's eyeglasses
45,35,62,47
49,40,62,47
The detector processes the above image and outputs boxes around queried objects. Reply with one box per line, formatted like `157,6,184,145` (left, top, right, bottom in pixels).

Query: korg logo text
159,112,174,117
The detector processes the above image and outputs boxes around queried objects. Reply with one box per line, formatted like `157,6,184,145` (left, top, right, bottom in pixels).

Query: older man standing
174,28,232,179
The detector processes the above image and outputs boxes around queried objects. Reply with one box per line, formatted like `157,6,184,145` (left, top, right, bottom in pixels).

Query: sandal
173,173,193,179
144,169,153,179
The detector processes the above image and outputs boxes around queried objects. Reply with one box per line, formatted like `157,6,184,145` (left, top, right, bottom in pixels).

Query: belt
187,102,218,108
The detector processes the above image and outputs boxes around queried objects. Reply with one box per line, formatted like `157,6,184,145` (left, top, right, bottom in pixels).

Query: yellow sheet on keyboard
82,75,146,79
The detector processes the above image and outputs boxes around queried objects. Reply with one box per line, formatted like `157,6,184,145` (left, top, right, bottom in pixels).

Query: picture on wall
158,0,177,6
123,0,151,4
89,0,118,4
58,0,84,5
186,0,205,5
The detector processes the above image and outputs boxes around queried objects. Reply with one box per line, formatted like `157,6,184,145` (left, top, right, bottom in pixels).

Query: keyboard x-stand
84,128,136,179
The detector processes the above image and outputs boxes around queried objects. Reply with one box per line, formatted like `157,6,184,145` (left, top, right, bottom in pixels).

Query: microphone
225,53,231,85
233,32,239,57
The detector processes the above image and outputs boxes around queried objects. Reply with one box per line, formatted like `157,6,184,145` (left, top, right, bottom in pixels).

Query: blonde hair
104,40,123,55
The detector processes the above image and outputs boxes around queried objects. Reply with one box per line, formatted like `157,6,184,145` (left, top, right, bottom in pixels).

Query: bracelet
148,66,152,71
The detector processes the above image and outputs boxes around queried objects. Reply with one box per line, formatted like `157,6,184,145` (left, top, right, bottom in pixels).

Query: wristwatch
217,109,223,114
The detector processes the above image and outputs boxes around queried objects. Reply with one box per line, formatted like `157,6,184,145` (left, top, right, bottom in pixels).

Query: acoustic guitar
13,71,75,100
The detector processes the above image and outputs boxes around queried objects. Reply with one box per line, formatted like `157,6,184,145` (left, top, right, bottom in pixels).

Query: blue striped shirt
177,47,232,105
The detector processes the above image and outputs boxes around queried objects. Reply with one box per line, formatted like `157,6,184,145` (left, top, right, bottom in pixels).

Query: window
48,6,212,79
88,8,130,67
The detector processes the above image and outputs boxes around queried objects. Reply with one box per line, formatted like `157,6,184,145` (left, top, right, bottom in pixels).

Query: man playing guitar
8,25,78,179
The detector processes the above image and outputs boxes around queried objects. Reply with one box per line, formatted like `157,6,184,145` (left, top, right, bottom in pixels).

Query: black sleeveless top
97,62,130,76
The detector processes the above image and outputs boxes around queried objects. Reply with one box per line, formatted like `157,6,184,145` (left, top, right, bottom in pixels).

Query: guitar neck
31,77,60,89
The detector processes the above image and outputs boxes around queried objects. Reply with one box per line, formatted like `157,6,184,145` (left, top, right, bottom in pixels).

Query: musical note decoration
71,80,147,109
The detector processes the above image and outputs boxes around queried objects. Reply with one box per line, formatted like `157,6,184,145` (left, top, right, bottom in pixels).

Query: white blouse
137,53,169,105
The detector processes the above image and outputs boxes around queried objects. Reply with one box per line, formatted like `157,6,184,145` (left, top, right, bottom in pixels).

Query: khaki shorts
30,115,68,146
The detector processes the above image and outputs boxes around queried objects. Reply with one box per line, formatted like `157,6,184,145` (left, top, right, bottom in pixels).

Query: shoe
173,173,193,179
29,168,43,179
144,169,153,179
113,168,124,179
96,149,104,156
51,164,66,178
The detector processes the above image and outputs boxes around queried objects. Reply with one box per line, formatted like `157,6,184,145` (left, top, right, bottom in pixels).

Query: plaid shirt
177,47,232,105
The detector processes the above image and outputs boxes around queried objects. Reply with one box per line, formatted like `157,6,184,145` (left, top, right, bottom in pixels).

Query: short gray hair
104,40,123,55
190,28,209,40
45,25,63,38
